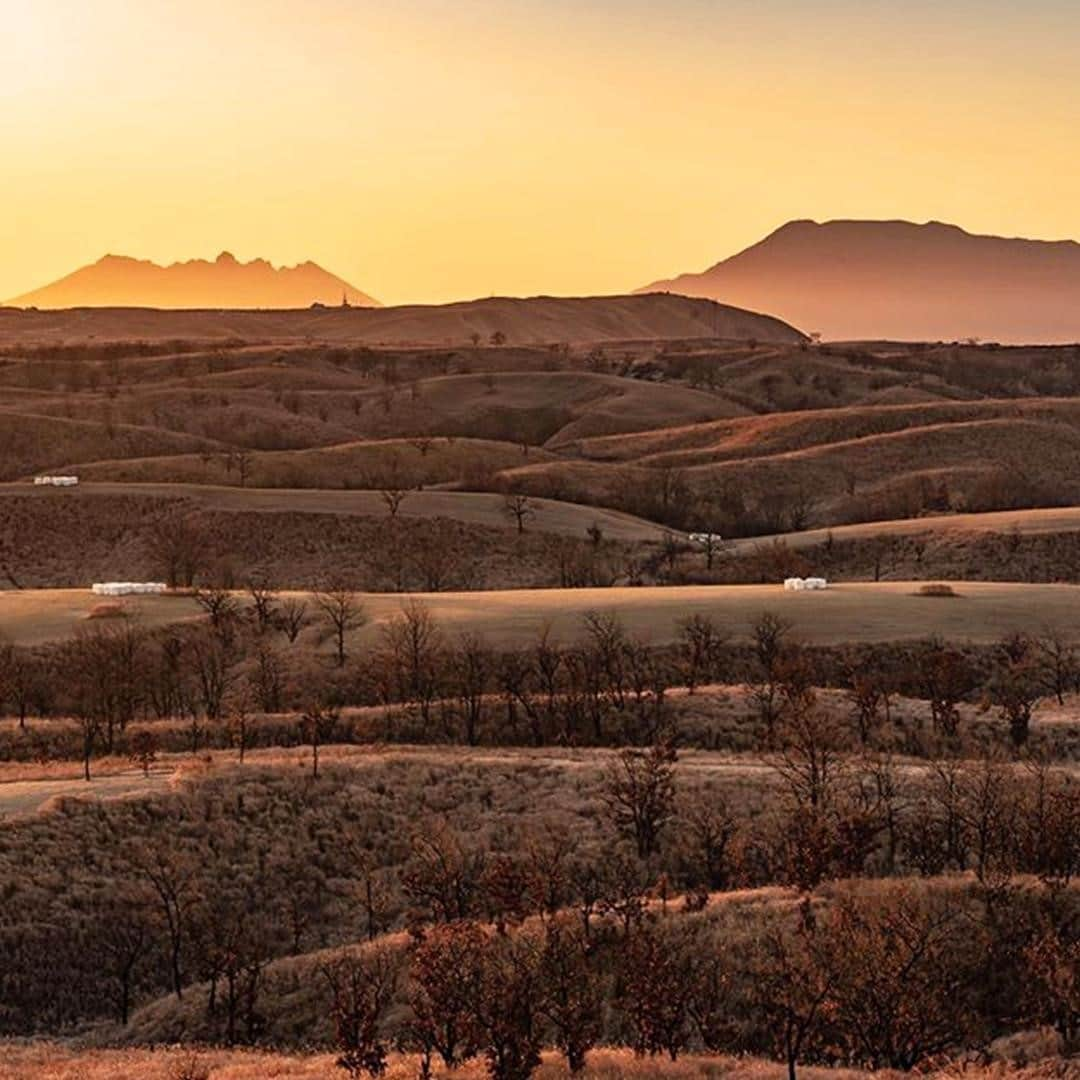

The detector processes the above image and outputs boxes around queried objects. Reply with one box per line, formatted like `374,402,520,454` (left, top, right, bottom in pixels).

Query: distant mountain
640,220,1080,343
6,252,379,309
0,293,805,346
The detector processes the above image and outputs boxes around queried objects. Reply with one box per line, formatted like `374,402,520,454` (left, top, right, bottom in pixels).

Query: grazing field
4,580,1080,647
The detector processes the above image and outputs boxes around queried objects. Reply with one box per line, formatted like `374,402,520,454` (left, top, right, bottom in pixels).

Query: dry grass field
4,580,1080,648
726,505,1080,554
0,482,669,541
0,1043,941,1080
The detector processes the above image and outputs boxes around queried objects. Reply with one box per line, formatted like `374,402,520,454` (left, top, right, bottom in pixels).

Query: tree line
3,595,1078,776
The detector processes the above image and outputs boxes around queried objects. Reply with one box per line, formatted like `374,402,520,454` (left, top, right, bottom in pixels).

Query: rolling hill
640,219,1080,343
5,251,379,309
0,292,806,346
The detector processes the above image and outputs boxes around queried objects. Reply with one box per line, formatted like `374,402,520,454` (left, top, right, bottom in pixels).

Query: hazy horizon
5,0,1080,306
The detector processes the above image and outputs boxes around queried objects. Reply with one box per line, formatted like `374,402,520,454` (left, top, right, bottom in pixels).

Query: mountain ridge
640,219,1080,343
6,251,380,310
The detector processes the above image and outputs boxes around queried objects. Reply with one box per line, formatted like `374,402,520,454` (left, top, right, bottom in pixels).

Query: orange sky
3,0,1080,306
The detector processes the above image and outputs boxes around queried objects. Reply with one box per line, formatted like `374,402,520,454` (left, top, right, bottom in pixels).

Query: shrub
917,583,958,598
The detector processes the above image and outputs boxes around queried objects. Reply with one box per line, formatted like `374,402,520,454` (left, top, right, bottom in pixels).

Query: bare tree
145,515,206,588
986,633,1043,748
189,624,241,725
603,742,678,860
380,487,410,518
748,611,795,733
402,920,486,1071
1036,628,1078,705
277,596,310,643
918,639,973,738
451,632,492,746
129,729,158,777
381,600,443,724
247,573,278,634
754,907,834,1080
299,702,339,778
127,841,200,1000
401,822,487,923
502,493,535,535
194,585,240,630
676,613,727,693
316,584,366,667
826,891,979,1069
0,643,41,729
322,947,401,1078
536,916,603,1073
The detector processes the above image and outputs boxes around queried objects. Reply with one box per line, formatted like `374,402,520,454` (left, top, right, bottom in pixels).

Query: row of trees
323,879,1080,1080
4,601,1078,778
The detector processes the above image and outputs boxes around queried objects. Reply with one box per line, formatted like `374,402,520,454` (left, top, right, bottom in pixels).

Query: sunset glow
3,0,1080,304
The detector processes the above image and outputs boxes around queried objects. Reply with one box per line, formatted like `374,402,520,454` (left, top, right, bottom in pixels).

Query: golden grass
0,1045,892,1079
726,506,1080,555
6,580,1080,648
1,1043,1071,1079
571,398,1080,466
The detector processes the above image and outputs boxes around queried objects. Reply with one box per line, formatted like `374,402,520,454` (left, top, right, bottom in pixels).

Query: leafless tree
754,908,834,1080
299,702,339,778
322,947,401,1078
277,596,309,643
676,613,727,693
145,515,206,588
1036,628,1078,705
247,573,278,634
603,742,678,860
194,585,240,630
502,493,535,535
381,600,443,723
451,632,492,746
380,488,409,518
316,584,366,667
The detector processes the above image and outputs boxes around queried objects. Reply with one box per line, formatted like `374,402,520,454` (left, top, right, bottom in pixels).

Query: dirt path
0,766,176,819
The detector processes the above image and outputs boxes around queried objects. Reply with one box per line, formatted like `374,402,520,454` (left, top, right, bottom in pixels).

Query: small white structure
34,475,79,487
689,532,723,546
91,582,168,597
784,577,828,591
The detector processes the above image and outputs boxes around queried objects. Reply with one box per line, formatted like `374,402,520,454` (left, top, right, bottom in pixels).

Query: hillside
641,219,1080,343
7,338,1080,579
0,292,806,346
5,251,379,309
7,580,1080,649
